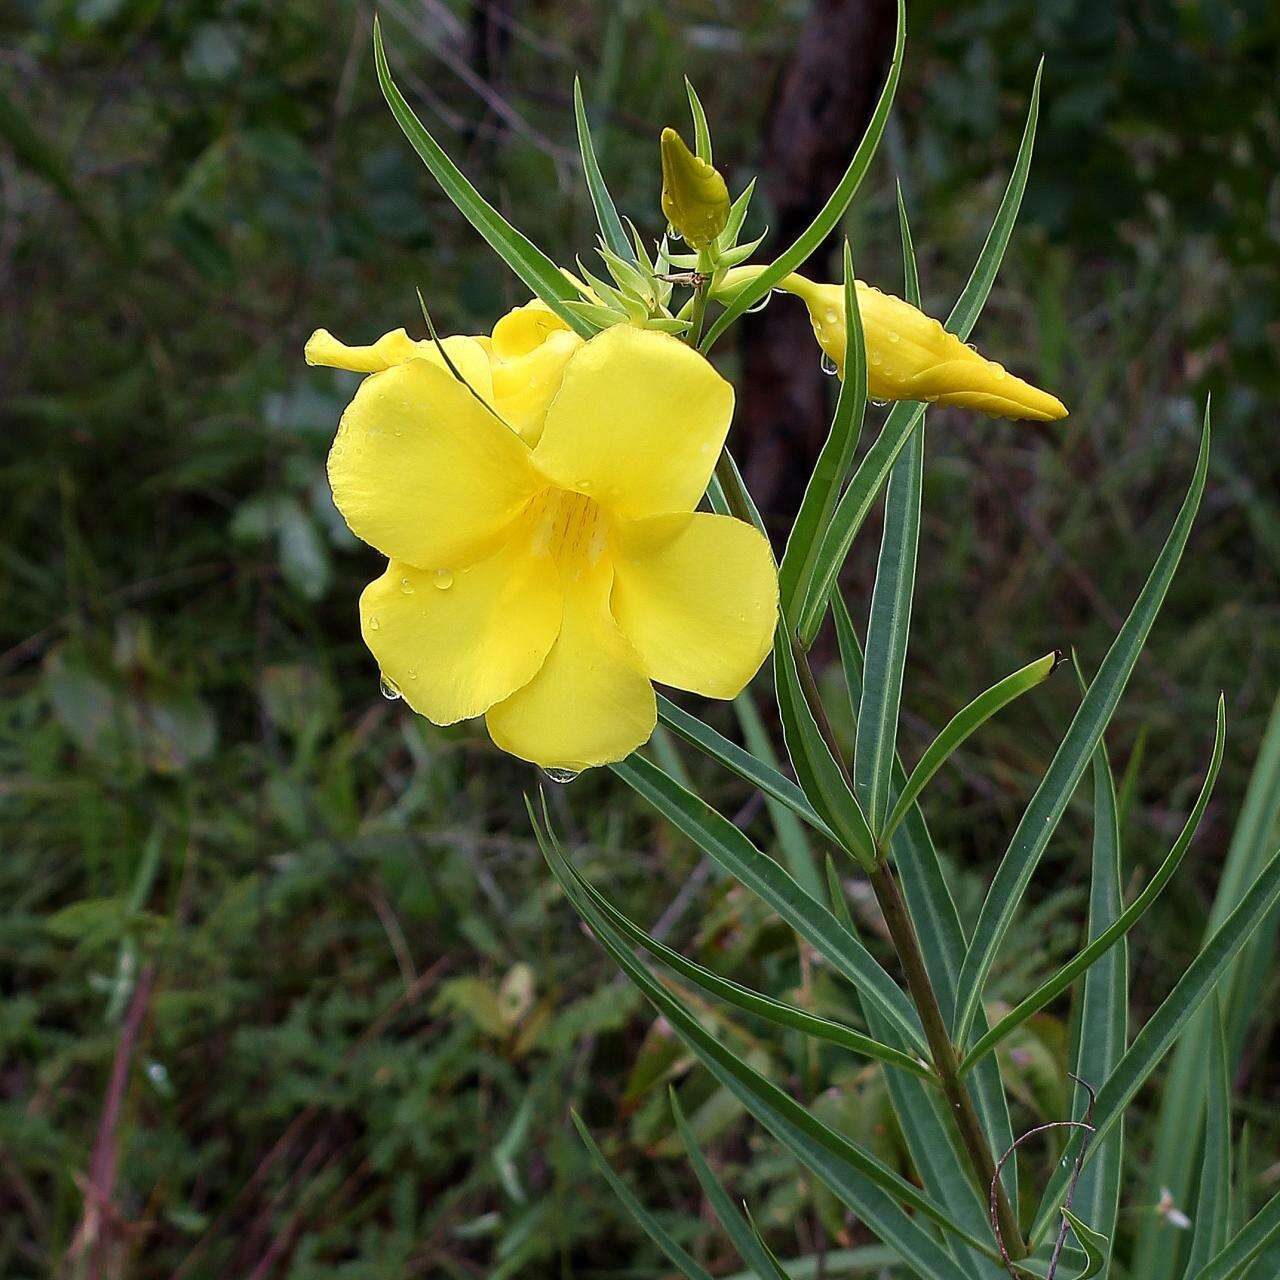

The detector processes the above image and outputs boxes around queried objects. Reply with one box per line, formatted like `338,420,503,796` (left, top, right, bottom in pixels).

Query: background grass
2,1,1278,1276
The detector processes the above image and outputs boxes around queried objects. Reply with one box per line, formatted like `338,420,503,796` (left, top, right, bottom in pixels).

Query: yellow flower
659,127,730,251
718,268,1067,422
307,299,584,445
312,322,778,771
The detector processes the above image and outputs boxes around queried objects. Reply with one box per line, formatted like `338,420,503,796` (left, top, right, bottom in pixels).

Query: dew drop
400,576,415,595
369,616,381,631
965,341,979,353
870,352,883,367
824,308,838,325
433,569,454,591
993,365,1007,381
819,352,839,377
666,224,682,242
544,767,580,785
887,330,901,344
407,667,418,680
870,398,890,408
745,293,771,314
379,675,401,701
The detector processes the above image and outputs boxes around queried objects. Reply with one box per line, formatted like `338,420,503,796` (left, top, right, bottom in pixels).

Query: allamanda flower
717,267,1068,422
306,320,777,771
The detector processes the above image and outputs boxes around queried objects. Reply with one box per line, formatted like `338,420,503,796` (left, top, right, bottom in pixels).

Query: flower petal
360,531,562,725
490,300,573,359
491,329,583,443
329,356,539,568
305,329,494,399
531,325,735,519
485,559,656,770
611,512,777,698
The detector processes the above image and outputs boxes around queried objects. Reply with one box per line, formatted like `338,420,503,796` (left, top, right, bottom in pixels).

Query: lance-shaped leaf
795,62,1044,645
572,78,634,262
671,1090,787,1280
1058,1210,1109,1280
1030,846,1280,1244
552,842,929,1078
1185,1189,1280,1280
535,816,997,1278
611,753,926,1054
1065,734,1128,1271
779,244,868,622
656,692,836,843
1183,1002,1232,1279
774,631,877,866
954,408,1212,1048
372,19,591,338
571,1112,715,1280
960,697,1225,1073
699,0,904,353
883,652,1059,847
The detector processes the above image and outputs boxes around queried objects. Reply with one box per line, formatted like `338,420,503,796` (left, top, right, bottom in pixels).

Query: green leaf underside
960,697,1225,1073
372,19,592,338
1030,845,1280,1244
610,754,926,1054
953,408,1212,1049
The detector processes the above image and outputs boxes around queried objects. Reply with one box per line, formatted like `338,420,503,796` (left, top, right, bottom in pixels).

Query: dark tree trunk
737,0,897,534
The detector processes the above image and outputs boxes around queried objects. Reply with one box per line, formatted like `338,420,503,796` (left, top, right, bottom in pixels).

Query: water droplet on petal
819,353,839,377
870,352,883,367
407,667,418,680
965,341,979,353
824,308,838,325
400,577,415,595
369,616,381,631
993,365,1007,381
666,224,682,242
544,767,580,785
887,330,900,344
433,569,454,590
379,676,401,701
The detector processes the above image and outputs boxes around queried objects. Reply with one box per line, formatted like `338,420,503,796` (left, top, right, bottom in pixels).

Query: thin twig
989,1117,1095,1278
1046,1073,1098,1280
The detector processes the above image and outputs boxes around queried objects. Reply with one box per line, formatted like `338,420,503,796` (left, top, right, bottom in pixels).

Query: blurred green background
2,1,1278,1276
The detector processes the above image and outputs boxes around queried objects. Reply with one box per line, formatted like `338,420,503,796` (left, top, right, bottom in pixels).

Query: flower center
526,487,608,577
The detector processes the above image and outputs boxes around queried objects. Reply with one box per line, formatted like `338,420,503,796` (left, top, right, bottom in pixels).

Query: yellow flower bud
659,127,730,251
782,274,1067,422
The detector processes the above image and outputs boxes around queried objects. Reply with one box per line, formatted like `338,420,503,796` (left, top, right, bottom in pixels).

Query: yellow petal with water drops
491,329,583,444
765,274,1068,422
610,512,778,699
359,533,563,726
531,324,735,519
659,127,730,250
485,558,656,770
329,356,540,569
490,300,573,360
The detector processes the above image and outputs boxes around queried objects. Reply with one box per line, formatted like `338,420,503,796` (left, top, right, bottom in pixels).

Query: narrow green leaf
720,177,758,248
572,78,634,262
684,77,713,162
954,408,1212,1048
795,64,1044,644
1183,1002,1233,1278
699,0,905,353
671,1091,786,1280
611,753,926,1054
779,243,868,620
1030,846,1280,1244
744,1207,801,1280
1066,733,1128,1271
735,691,825,900
960,697,1225,1073
1187,1190,1280,1280
854,417,923,835
539,826,995,1277
571,1112,715,1280
897,181,921,306
884,653,1059,847
1060,1209,1109,1280
1138,690,1280,1279
554,845,930,1078
655,693,835,843
372,19,591,337
774,631,877,865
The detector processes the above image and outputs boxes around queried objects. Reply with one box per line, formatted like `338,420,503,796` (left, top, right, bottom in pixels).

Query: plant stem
710,447,1026,1260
